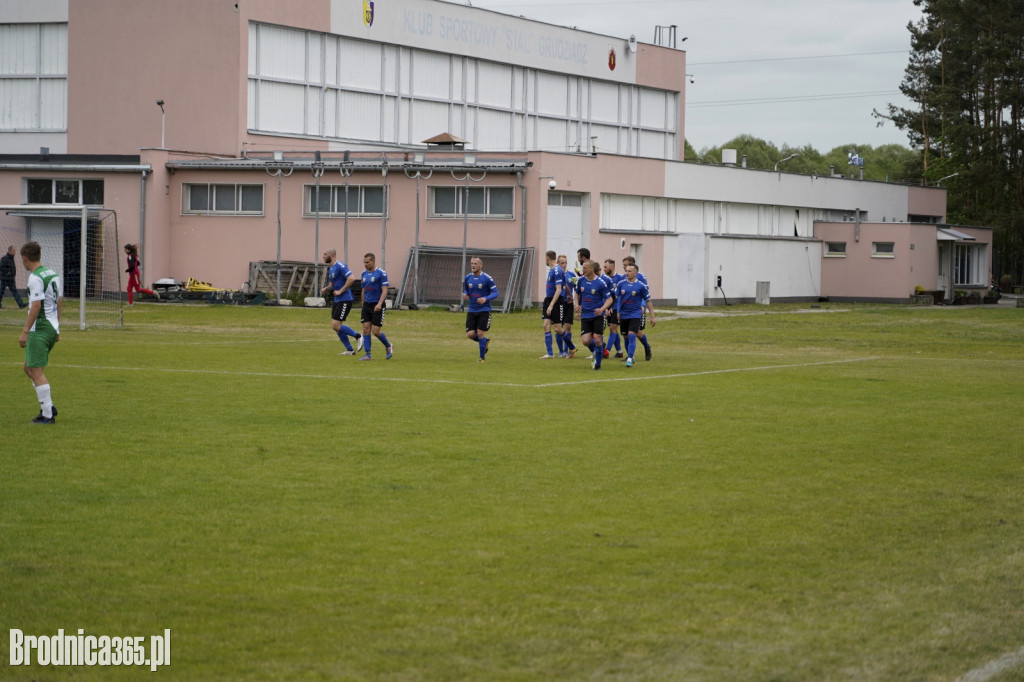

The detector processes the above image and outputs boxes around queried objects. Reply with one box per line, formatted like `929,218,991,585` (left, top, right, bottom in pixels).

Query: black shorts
361,301,386,327
581,316,605,336
620,317,643,335
606,310,619,326
562,299,574,324
331,301,353,322
542,297,566,324
466,311,492,333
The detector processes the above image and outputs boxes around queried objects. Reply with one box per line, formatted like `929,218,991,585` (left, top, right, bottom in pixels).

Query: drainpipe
854,207,860,242
139,169,149,286
517,170,527,310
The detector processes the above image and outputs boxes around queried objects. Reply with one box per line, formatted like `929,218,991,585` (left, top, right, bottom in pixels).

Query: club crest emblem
608,48,616,71
363,1,375,28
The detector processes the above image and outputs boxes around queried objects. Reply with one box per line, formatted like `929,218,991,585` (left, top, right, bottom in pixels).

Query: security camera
156,99,164,107
548,179,556,189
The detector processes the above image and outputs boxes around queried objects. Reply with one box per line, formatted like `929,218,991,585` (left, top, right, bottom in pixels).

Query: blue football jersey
464,272,499,312
328,260,355,302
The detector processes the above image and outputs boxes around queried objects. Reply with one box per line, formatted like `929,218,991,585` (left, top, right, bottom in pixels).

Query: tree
885,0,1024,284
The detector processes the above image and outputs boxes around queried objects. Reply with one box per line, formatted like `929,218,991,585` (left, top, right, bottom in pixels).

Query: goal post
0,205,123,329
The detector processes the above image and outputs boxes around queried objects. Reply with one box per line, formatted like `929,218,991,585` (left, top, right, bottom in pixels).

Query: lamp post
936,172,959,187
339,154,353,265
404,152,433,308
311,151,325,294
156,100,165,148
774,153,798,172
266,152,294,304
451,155,487,309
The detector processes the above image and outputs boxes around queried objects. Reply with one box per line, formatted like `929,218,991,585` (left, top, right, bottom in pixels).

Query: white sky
443,0,923,153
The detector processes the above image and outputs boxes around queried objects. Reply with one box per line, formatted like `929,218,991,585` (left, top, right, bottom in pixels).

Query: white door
546,192,584,258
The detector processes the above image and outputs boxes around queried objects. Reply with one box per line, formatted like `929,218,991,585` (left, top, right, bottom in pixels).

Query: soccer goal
395,245,535,312
0,205,123,329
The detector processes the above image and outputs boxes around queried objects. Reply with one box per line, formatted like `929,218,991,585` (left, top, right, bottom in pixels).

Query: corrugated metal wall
247,22,678,159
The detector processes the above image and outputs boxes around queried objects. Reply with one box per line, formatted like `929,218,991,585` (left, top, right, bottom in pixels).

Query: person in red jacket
124,243,158,305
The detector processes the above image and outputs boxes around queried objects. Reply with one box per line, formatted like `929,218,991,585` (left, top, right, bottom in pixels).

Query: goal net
0,205,123,329
395,245,535,312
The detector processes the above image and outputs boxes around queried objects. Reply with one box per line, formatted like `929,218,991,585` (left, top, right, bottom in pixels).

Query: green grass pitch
2,302,1022,681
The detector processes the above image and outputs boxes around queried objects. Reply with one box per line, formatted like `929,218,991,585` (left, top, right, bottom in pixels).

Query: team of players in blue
322,249,393,361
322,248,653,368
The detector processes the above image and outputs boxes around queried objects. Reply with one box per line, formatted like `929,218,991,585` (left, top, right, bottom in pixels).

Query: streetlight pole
404,157,433,308
266,152,294,304
311,151,325,294
451,158,486,309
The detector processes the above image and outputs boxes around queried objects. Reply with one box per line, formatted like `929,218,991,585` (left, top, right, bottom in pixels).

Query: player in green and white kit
18,242,62,424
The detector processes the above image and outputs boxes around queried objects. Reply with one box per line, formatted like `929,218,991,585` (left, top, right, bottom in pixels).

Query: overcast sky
442,0,923,153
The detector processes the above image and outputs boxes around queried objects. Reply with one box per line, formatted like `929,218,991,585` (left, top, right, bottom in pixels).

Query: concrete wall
706,236,822,304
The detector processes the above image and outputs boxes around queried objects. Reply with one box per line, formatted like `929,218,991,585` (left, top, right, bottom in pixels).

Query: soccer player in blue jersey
574,259,613,370
621,255,653,361
320,249,361,355
603,259,625,358
359,252,393,360
615,263,656,367
558,253,577,358
540,250,565,359
462,256,499,362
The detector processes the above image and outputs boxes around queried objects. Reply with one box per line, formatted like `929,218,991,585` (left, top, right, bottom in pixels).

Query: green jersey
27,265,61,334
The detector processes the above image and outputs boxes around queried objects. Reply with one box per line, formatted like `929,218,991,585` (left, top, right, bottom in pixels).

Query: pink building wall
818,222,942,300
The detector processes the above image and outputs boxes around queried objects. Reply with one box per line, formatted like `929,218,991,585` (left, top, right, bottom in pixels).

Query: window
825,242,847,257
26,178,104,205
0,23,68,132
429,186,514,219
184,184,263,215
872,242,895,258
303,185,387,217
548,192,583,208
954,244,985,285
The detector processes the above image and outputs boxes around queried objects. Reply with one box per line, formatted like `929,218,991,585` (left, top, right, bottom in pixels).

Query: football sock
341,324,358,339
35,384,53,418
556,333,564,353
640,335,651,350
362,334,372,354
337,329,353,351
564,331,575,350
378,333,391,349
627,334,637,358
609,331,621,351
594,342,603,368
545,332,553,355
478,336,487,358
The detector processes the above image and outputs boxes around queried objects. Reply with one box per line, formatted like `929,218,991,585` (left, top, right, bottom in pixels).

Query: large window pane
27,179,51,203
489,188,514,216
310,185,331,213
466,187,486,215
83,179,104,205
213,185,236,211
433,187,457,215
189,185,210,211
362,186,384,214
240,185,263,212
55,179,78,203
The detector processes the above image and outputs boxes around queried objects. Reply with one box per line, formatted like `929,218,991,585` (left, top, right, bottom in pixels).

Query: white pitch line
957,646,1024,682
3,356,880,389
530,356,881,387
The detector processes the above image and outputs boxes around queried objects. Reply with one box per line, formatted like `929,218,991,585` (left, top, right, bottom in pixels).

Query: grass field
1,301,1022,681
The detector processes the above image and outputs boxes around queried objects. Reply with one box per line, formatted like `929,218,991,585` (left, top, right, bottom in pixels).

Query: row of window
826,242,894,258
183,183,516,219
